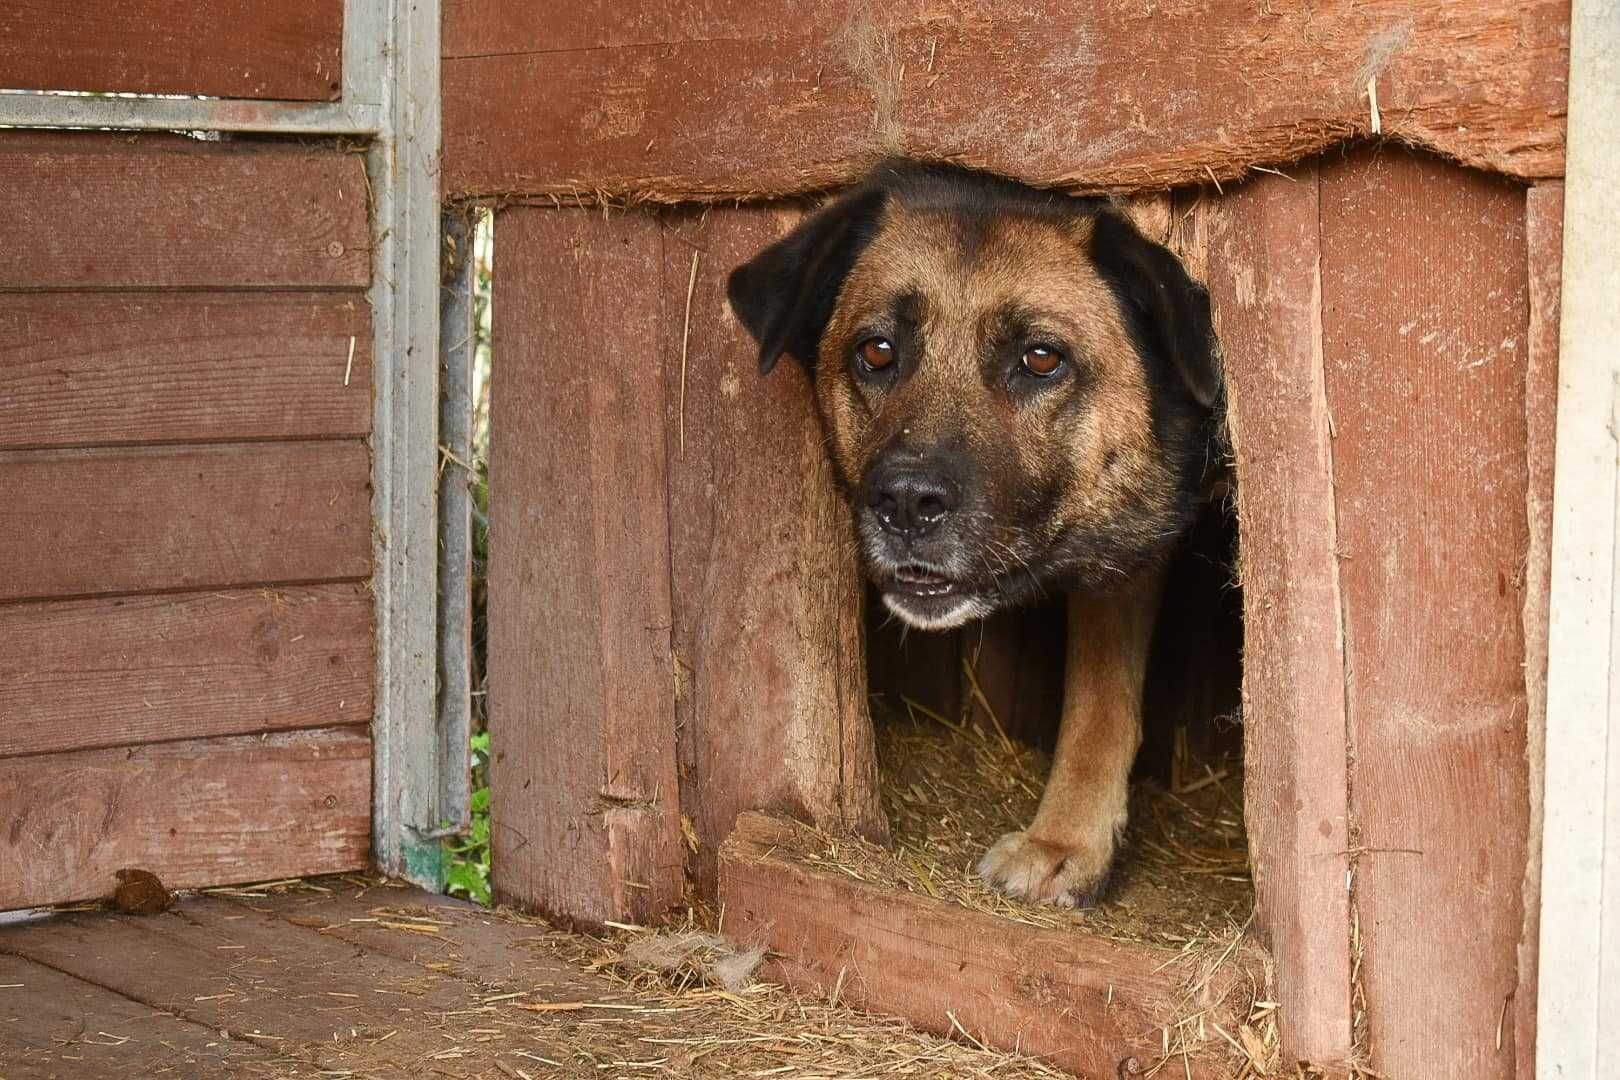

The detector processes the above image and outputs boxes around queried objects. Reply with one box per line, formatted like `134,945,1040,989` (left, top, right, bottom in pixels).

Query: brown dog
727,161,1221,908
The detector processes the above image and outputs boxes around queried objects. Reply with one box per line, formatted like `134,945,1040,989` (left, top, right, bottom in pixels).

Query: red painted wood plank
0,441,372,602
0,728,370,909
0,583,374,758
720,813,1259,1079
1205,165,1353,1067
443,1,1566,200
1320,148,1531,1078
0,1,344,100
488,208,684,924
660,208,887,897
0,133,370,290
0,291,371,449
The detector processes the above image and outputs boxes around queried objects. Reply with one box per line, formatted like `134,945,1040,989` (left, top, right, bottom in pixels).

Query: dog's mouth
886,563,965,598
876,563,991,631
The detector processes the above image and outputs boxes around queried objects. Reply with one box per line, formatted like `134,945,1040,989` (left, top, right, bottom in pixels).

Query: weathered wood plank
1319,148,1530,1078
488,208,684,924
719,813,1257,1079
1,882,1076,1076
1517,180,1563,1080
0,729,370,909
0,952,270,1078
1203,166,1353,1067
661,208,887,897
0,133,370,290
0,1,344,100
233,884,608,993
443,0,1567,200
0,899,537,1076
0,583,373,758
0,441,371,602
0,292,371,449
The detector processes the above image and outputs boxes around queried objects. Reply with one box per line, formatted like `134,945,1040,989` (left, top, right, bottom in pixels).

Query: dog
726,160,1222,908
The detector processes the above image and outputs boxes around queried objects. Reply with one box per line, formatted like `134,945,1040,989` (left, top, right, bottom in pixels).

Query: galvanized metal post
364,0,455,887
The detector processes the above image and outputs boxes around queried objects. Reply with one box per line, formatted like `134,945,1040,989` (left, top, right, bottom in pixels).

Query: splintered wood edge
718,812,1264,1079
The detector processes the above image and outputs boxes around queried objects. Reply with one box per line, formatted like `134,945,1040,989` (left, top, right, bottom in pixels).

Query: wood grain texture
0,292,371,449
0,132,369,290
1203,166,1353,1066
0,728,370,909
443,0,1568,200
489,209,683,924
1319,148,1530,1078
660,208,887,897
0,953,270,1077
0,441,372,602
0,1,344,100
0,584,373,758
0,898,549,1075
231,884,606,992
720,813,1258,1079
1517,180,1563,1080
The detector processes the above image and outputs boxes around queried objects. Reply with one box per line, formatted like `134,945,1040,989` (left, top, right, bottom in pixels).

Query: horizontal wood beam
0,133,370,290
0,1,344,100
444,0,1567,201
0,729,371,909
0,584,374,759
719,813,1262,1079
0,292,371,450
0,441,372,602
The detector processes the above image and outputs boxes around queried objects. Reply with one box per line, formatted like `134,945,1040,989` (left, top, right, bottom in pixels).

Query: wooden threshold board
719,812,1266,1079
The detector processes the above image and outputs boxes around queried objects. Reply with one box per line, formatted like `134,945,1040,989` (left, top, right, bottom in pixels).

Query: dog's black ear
1089,209,1222,409
727,186,887,375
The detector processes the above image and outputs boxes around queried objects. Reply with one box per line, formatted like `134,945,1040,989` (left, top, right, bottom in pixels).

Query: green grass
446,731,492,905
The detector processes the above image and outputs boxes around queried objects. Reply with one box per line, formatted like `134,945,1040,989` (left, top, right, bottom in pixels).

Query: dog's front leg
977,570,1162,907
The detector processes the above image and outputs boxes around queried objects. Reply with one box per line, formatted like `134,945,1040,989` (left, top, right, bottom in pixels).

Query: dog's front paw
976,830,1114,909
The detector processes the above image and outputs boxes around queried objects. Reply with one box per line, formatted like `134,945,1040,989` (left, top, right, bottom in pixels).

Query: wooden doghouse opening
487,193,1270,1076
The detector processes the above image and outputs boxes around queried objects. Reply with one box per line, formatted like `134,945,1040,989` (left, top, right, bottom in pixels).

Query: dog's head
728,161,1220,631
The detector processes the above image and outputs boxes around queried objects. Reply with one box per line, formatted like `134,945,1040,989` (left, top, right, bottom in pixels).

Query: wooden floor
3,874,1105,1080
1,879,632,1079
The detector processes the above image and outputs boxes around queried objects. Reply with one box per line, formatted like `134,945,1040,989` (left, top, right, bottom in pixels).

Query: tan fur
817,205,1171,573
977,569,1163,906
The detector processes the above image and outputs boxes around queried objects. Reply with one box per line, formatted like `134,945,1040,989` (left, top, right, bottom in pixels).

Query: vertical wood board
1203,165,1353,1066
660,207,887,897
1320,148,1531,1078
488,208,684,923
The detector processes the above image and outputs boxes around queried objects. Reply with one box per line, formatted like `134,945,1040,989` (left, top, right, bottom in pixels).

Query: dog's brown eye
1022,346,1064,377
856,337,896,372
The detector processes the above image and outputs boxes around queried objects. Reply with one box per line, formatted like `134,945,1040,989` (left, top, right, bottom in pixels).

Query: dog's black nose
866,468,960,538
